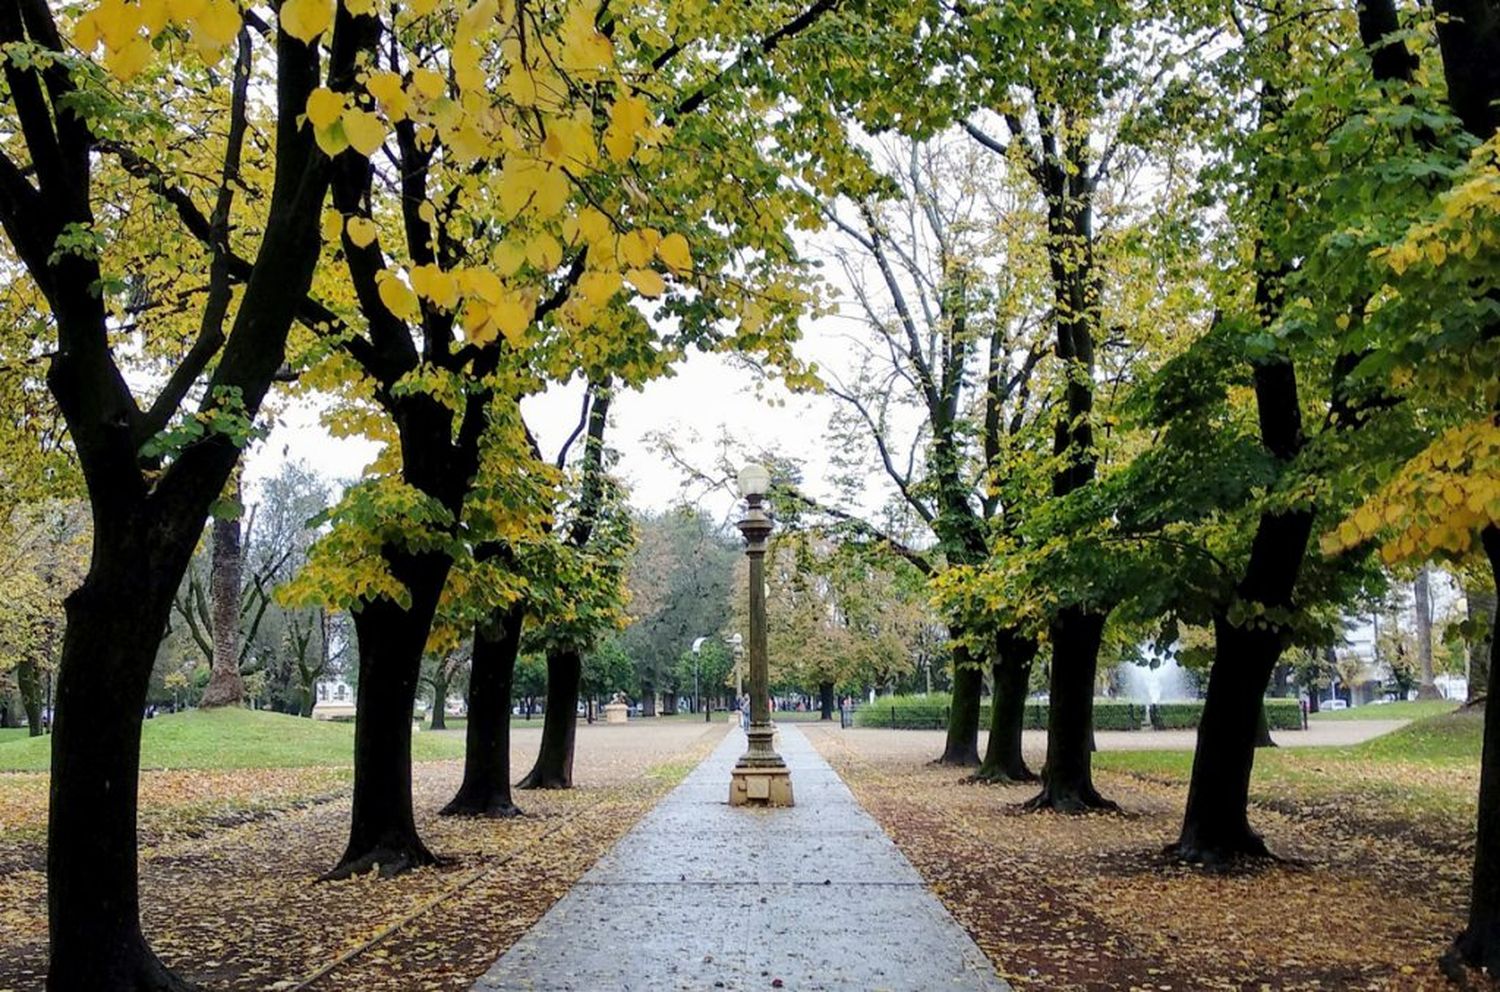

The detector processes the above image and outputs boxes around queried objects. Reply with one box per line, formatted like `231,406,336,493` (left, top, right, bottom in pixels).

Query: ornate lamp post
729,463,794,806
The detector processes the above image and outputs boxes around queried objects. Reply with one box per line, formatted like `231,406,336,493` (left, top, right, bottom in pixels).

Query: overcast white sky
241,326,856,523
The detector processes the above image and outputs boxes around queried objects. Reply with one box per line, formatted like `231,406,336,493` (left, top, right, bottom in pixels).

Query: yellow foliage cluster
1376,136,1500,278
73,0,241,77
1323,416,1500,563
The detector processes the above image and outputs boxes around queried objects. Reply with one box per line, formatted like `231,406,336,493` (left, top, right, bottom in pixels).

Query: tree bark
1415,564,1443,699
1446,526,1500,975
1253,701,1277,749
442,603,524,817
818,681,835,720
428,671,449,731
17,657,44,736
1170,511,1317,864
199,501,246,708
1027,608,1112,811
518,646,581,790
1469,580,1497,704
936,639,983,766
975,631,1038,783
640,685,656,717
325,555,448,880
48,530,203,992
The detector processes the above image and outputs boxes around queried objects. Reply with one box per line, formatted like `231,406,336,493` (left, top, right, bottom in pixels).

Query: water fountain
1119,656,1195,728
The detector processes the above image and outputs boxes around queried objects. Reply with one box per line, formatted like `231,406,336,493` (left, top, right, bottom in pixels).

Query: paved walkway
472,724,1009,992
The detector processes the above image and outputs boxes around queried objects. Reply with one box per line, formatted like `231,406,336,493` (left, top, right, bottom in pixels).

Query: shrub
855,695,1146,730
1149,699,1305,731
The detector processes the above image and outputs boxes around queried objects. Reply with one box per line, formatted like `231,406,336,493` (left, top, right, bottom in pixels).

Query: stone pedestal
729,764,794,806
604,702,629,724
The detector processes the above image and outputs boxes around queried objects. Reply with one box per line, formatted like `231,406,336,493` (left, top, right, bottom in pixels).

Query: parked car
1323,698,1349,710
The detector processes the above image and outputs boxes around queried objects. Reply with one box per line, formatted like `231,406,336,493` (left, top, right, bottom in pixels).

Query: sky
241,334,855,525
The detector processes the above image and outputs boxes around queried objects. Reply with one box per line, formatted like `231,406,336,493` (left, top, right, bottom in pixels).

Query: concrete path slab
471,724,1008,992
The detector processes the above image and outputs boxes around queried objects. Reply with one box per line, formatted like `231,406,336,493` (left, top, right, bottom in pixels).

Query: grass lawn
0,707,466,772
1309,699,1460,722
0,727,31,744
1096,707,1483,824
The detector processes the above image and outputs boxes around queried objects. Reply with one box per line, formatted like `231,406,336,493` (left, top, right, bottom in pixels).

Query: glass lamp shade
736,463,771,498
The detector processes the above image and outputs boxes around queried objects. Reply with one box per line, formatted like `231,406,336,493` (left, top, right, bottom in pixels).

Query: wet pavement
471,724,1009,992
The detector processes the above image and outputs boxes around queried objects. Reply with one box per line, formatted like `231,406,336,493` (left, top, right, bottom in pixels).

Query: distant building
312,678,356,721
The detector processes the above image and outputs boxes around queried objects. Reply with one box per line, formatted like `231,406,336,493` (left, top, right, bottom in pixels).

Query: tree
619,506,739,716
0,1,371,982
0,501,88,735
201,477,248,707
271,0,848,874
805,134,1049,770
1315,0,1500,971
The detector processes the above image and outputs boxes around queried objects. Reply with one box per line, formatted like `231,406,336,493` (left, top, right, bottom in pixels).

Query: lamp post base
729,764,794,806
729,722,793,806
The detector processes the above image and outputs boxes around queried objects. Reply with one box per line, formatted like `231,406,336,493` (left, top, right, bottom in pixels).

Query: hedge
853,695,1149,731
1150,698,1304,731
852,696,1305,731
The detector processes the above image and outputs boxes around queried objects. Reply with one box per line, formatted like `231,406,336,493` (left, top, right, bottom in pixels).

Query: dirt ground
803,724,1495,992
0,721,727,991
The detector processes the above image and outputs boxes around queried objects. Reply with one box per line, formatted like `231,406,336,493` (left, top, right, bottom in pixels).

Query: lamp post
729,463,793,807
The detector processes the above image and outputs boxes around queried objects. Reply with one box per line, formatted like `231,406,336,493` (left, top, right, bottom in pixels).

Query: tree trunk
1027,608,1112,811
17,657,44,737
443,603,524,817
819,681,835,720
48,534,202,992
641,685,656,717
936,638,983,766
199,508,245,708
1447,526,1500,975
1254,701,1277,749
1470,579,1497,704
976,631,1038,783
662,690,679,716
428,673,448,731
1415,564,1443,699
1169,616,1283,864
325,563,447,880
519,646,580,790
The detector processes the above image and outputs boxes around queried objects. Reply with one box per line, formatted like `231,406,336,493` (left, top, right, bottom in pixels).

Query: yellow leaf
492,240,526,277
533,167,570,216
491,294,534,346
377,272,420,320
461,267,504,305
139,0,170,35
279,0,332,43
95,0,140,51
578,270,621,306
345,216,378,248
411,68,446,101
191,0,240,56
104,36,153,80
320,211,343,241
527,233,562,271
305,88,345,129
342,109,386,157
656,232,691,274
625,268,665,298
365,71,411,120
410,264,460,309
314,121,350,157
619,229,653,268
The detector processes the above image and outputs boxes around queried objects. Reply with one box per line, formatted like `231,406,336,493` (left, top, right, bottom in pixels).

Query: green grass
0,707,467,772
1308,699,1459,722
0,727,32,744
1096,708,1484,824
